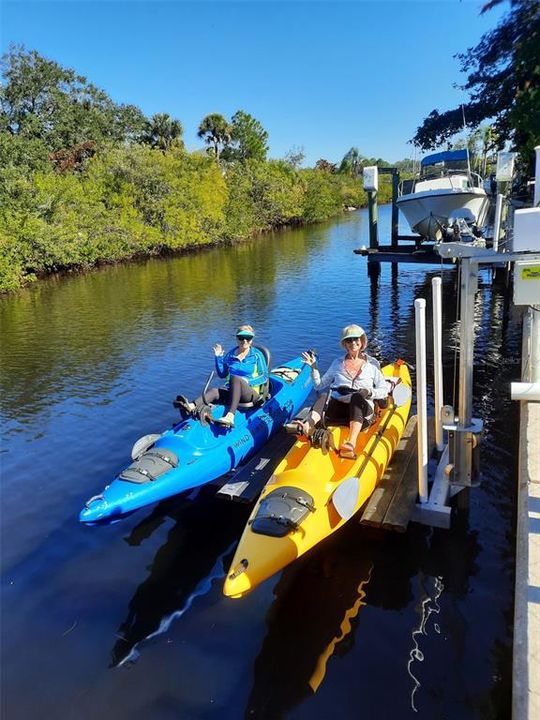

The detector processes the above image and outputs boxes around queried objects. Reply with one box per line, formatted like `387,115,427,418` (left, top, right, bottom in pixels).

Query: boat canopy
421,149,469,167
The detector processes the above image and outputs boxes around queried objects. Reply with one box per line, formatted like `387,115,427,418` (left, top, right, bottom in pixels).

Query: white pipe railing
534,145,540,207
415,298,429,503
432,278,444,451
492,194,504,252
510,383,540,401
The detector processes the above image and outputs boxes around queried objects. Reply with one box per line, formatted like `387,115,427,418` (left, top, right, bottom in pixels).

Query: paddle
331,382,412,521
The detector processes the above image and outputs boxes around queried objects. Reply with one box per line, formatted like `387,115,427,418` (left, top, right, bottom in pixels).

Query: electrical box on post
514,261,540,305
513,207,540,252
363,166,378,192
496,152,516,182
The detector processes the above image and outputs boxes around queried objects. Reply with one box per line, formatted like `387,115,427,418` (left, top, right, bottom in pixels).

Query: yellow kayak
223,360,412,598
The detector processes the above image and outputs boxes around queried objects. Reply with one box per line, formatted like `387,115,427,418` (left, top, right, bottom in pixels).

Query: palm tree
142,113,183,151
339,147,362,177
197,113,231,161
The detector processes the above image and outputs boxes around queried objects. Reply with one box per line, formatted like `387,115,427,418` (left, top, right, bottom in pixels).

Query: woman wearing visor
286,324,388,459
176,324,268,428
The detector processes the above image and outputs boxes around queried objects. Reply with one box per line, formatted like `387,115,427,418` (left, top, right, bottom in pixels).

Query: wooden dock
360,416,435,532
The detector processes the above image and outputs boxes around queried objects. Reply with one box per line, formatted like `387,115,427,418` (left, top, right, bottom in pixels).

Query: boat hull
396,187,490,241
223,361,412,598
80,357,314,524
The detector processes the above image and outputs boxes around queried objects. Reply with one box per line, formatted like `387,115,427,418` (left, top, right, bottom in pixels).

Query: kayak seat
236,344,272,410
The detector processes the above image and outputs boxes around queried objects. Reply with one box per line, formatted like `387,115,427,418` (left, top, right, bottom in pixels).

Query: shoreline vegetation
2,1,538,294
0,139,394,294
0,48,399,293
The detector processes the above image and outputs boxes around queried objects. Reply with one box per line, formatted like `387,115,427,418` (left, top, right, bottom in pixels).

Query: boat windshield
420,159,469,180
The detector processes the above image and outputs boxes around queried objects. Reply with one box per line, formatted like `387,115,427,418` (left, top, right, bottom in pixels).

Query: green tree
393,158,417,175
0,46,147,151
141,112,184,151
197,113,231,161
223,110,269,162
315,158,337,173
300,169,342,222
412,0,540,168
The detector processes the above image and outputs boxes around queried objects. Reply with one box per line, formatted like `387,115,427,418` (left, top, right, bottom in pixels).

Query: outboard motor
446,209,480,243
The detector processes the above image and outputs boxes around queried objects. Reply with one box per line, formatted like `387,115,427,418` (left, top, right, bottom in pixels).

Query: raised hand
301,350,317,367
213,343,224,356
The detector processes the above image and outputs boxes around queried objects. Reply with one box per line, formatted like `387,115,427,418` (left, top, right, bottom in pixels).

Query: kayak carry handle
85,494,104,509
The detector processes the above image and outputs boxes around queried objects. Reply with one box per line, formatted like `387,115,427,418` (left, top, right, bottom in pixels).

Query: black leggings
312,392,371,425
195,375,259,413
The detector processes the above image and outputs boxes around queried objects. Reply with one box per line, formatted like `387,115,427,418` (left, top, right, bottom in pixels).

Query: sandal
173,394,195,417
284,419,307,435
284,419,315,437
215,412,235,427
339,441,357,460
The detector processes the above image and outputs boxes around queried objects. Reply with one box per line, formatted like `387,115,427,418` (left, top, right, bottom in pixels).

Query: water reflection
244,512,483,719
0,220,332,421
363,510,483,718
245,524,374,719
111,489,250,667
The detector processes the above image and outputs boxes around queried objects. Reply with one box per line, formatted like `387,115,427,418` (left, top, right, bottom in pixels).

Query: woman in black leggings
175,324,269,428
286,324,388,458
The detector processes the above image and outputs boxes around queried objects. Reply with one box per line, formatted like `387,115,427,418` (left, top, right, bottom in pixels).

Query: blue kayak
80,356,314,524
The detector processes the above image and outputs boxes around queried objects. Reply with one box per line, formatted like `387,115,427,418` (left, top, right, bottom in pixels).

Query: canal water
1,206,520,719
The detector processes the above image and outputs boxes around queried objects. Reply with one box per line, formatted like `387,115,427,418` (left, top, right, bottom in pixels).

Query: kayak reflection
244,523,374,719
110,489,250,667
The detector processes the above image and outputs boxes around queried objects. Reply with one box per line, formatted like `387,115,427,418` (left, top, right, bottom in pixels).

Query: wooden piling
367,190,379,249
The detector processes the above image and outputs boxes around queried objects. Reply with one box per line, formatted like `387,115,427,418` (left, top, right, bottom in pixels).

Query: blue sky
1,1,507,165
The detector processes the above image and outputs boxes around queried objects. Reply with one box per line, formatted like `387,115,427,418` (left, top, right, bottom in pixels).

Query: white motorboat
396,150,491,241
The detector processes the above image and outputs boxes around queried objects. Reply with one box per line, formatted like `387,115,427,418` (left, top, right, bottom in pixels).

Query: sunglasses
344,337,361,343
237,335,253,341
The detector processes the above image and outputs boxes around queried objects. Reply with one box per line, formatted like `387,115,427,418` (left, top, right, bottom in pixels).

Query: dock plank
360,416,418,527
381,418,435,532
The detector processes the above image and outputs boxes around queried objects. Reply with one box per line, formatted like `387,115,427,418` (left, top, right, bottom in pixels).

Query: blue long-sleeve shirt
215,346,269,391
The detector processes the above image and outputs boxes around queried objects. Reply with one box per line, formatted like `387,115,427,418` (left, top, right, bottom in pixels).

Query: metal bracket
442,417,484,434
436,243,540,264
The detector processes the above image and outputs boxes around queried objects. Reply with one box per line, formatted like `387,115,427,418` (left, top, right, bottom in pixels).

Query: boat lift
355,152,519,265
361,149,540,530
409,231,540,529
355,165,449,266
